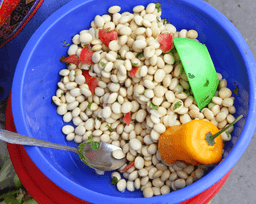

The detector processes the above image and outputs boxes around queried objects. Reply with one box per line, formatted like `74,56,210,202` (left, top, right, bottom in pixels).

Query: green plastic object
173,38,219,110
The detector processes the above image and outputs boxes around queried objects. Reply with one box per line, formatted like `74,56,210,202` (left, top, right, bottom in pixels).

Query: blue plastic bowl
12,0,256,203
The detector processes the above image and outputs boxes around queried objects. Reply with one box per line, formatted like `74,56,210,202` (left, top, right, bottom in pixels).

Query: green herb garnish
173,101,182,110
155,2,161,12
111,176,118,185
100,61,106,67
77,142,92,167
136,52,144,58
184,90,191,96
89,65,92,70
163,18,168,25
88,102,92,109
60,55,65,61
132,63,138,66
139,91,146,95
118,54,124,60
106,124,114,132
87,134,101,150
87,134,93,144
150,101,158,110
62,40,70,47
233,82,239,96
106,27,111,32
97,117,102,121
66,63,71,66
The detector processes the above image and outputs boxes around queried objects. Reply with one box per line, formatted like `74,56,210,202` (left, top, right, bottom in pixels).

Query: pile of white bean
52,3,236,197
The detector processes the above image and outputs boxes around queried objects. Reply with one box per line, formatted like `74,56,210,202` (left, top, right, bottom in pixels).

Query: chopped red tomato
158,33,173,53
130,67,139,79
123,112,131,126
122,162,135,171
99,29,118,47
80,45,94,65
82,70,92,82
88,77,98,95
82,70,98,94
61,55,80,66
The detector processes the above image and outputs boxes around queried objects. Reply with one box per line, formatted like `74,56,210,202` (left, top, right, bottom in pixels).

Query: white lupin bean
84,118,94,130
108,6,121,14
57,104,68,115
135,156,145,169
109,40,121,51
62,125,74,135
121,101,132,113
117,179,127,192
133,40,147,49
92,52,101,63
129,138,142,151
153,123,166,134
144,46,155,58
216,112,227,122
112,102,121,114
94,15,104,27
66,133,75,141
80,33,93,44
146,3,155,13
112,149,125,159
143,187,153,198
63,112,72,122
102,106,112,118
119,26,132,36
68,44,78,55
154,69,165,82
144,80,155,89
136,109,147,122
127,181,135,192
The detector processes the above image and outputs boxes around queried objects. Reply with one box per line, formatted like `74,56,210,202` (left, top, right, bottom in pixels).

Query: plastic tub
11,0,256,203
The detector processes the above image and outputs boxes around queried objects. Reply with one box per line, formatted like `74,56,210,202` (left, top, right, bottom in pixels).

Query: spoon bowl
0,130,126,171
173,38,219,110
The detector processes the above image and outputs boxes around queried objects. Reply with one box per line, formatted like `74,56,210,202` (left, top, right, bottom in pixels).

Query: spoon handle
0,130,78,153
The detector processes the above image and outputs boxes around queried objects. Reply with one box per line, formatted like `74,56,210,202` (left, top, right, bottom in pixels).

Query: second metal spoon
0,130,126,171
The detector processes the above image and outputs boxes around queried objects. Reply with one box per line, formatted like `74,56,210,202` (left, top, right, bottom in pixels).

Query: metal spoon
0,130,126,171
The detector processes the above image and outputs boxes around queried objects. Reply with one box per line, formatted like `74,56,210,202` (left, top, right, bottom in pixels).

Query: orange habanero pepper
158,115,242,165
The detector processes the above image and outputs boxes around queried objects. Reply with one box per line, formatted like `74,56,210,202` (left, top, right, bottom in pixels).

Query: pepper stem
206,115,243,146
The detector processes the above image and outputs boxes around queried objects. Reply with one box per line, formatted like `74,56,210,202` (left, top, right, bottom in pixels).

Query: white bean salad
52,3,237,197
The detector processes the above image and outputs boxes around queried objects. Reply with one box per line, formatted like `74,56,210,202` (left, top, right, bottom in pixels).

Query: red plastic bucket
5,95,231,203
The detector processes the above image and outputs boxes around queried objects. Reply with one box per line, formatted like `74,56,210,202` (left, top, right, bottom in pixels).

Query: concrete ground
204,0,256,203
0,0,256,203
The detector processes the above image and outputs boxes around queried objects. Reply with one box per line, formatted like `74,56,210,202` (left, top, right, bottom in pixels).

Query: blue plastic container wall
12,0,256,203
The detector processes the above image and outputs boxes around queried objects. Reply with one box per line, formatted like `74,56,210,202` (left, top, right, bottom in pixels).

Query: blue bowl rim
12,0,256,203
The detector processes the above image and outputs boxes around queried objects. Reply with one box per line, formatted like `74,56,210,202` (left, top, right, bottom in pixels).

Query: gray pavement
204,0,256,203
